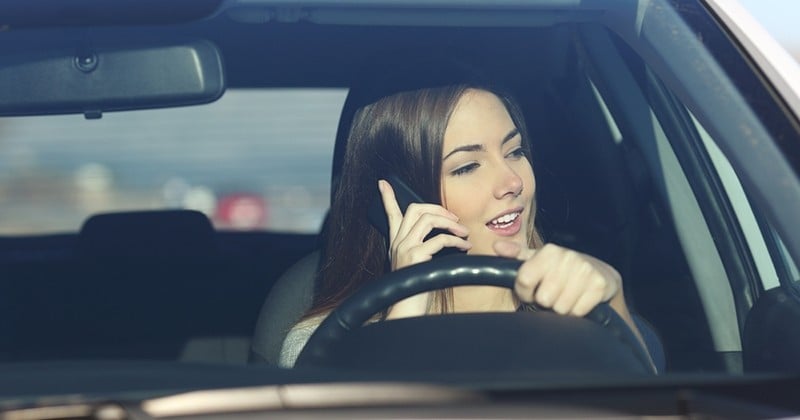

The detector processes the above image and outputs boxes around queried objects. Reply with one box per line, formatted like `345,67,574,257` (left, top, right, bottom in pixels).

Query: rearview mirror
0,39,225,117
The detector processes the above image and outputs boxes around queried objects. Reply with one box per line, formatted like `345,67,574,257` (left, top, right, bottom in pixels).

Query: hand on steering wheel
296,256,655,374
493,240,621,317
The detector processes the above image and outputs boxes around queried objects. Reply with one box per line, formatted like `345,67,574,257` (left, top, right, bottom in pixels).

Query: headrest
79,210,217,259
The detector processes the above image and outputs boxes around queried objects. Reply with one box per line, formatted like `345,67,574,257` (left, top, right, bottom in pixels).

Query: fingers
378,180,462,239
534,247,582,309
398,206,467,243
513,244,549,304
378,180,404,243
378,180,471,270
391,209,470,269
394,233,473,267
569,275,607,316
513,244,620,316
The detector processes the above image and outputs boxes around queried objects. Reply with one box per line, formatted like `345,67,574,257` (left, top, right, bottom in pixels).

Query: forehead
444,89,516,145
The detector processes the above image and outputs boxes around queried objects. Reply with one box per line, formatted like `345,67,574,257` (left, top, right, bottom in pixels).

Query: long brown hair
306,84,543,319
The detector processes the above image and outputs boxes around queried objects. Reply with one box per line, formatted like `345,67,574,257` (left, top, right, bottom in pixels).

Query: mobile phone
367,174,465,257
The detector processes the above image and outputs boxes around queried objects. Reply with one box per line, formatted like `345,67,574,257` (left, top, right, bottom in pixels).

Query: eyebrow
442,128,520,161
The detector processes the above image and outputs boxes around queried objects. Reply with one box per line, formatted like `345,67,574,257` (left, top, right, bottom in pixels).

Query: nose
493,162,524,200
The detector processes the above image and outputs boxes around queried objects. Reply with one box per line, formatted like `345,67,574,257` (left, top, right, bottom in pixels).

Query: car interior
1,0,798,380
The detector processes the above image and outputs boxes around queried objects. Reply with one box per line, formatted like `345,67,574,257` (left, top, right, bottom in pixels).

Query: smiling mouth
488,211,521,229
485,210,523,237
486,211,523,237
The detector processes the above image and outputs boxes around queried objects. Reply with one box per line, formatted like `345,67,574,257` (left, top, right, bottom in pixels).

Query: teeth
491,212,519,225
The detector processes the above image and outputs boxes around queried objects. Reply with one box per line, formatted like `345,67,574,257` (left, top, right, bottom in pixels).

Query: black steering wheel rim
296,255,654,373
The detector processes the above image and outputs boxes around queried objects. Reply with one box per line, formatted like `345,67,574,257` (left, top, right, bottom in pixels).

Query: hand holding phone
368,174,468,259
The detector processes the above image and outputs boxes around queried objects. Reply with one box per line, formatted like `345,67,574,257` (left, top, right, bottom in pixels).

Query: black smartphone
367,174,465,257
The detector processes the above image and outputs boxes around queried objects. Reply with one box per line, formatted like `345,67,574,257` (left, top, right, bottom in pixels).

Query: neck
451,286,516,313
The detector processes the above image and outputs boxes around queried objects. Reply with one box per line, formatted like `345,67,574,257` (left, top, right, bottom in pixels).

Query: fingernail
377,179,386,192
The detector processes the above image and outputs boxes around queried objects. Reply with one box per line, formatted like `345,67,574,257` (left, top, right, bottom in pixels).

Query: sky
737,0,800,51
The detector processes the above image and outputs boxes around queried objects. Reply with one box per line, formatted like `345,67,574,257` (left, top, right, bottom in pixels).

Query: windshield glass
2,0,800,412
0,89,344,234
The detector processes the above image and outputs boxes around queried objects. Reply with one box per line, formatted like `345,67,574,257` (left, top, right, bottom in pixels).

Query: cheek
519,160,536,197
442,180,481,221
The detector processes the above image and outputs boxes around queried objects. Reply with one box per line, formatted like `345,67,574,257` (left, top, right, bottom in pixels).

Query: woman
278,83,649,368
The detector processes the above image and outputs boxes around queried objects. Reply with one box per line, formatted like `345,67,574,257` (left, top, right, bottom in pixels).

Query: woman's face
440,89,535,255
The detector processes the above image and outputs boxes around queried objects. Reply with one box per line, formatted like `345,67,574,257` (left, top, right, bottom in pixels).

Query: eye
450,162,479,176
506,146,527,159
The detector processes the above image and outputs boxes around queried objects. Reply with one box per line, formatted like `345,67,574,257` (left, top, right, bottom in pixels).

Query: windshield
0,89,343,234
2,0,800,416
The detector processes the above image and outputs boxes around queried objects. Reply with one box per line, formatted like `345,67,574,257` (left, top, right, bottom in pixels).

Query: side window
688,112,788,291
772,227,800,287
585,63,742,370
0,88,347,234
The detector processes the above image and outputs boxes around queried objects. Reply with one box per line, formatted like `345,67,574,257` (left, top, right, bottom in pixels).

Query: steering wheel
296,255,654,373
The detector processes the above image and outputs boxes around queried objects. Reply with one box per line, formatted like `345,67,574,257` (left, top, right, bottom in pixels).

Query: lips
486,207,524,236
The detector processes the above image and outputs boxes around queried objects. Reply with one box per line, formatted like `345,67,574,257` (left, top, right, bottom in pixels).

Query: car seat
79,210,250,363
